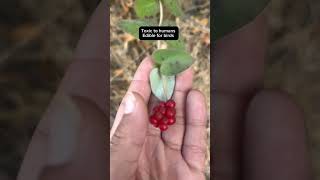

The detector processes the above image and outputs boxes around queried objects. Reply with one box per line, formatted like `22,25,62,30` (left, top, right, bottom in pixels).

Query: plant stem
158,0,169,100
157,0,163,49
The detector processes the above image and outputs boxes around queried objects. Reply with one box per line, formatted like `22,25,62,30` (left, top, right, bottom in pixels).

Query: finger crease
163,139,182,152
174,115,185,125
146,130,160,138
183,143,207,155
110,132,124,146
186,119,207,127
129,138,145,149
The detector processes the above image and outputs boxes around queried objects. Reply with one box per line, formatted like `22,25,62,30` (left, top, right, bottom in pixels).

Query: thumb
110,92,149,178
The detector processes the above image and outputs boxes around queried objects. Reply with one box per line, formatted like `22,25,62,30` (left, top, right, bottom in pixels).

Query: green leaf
150,68,175,101
152,49,175,64
166,37,185,50
118,20,153,39
213,0,270,40
152,49,193,75
162,21,185,50
134,0,159,18
163,0,183,17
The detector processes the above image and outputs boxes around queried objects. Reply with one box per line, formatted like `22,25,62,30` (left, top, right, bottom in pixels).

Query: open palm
110,57,208,180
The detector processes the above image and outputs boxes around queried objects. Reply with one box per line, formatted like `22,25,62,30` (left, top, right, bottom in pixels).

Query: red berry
159,124,168,131
167,117,175,125
162,117,169,125
154,112,163,120
153,122,160,128
150,116,158,125
166,100,176,108
149,101,177,128
159,106,166,114
159,102,165,107
165,108,176,118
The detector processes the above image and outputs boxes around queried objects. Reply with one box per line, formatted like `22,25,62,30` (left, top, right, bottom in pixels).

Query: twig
157,0,169,101
157,0,163,49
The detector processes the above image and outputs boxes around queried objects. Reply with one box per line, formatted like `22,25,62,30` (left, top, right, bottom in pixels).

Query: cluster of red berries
149,99,176,131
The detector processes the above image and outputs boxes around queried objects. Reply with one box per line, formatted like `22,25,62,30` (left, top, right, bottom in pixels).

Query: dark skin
213,12,312,180
17,1,311,179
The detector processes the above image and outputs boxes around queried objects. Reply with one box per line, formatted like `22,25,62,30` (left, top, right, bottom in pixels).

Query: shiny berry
150,116,158,125
162,117,169,125
165,108,176,118
154,112,163,120
149,100,177,130
159,106,166,114
159,102,166,107
165,100,176,108
167,117,175,125
159,124,168,131
153,123,160,128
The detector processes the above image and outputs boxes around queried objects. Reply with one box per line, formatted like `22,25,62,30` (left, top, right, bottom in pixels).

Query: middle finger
162,68,193,152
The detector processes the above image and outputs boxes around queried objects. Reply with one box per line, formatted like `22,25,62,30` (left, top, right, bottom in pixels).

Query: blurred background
110,0,210,179
1,0,320,179
0,0,100,179
265,0,320,179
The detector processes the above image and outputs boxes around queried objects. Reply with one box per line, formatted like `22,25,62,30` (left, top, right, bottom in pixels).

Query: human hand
110,57,208,180
213,12,311,180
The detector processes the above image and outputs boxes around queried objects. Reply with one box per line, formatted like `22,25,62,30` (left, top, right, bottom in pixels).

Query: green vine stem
157,0,170,101
119,0,192,101
157,0,163,49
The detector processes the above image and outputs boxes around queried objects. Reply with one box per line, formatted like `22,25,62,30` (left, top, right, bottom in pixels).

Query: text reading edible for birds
139,26,179,40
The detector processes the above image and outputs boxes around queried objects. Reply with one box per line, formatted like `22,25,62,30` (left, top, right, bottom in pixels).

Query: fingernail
123,92,136,114
47,93,81,166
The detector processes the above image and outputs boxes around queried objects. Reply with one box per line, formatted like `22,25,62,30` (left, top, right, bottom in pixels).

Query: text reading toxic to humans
139,26,179,40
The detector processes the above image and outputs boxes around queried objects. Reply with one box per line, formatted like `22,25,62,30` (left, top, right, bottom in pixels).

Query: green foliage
134,0,159,18
166,37,185,50
119,0,193,101
153,49,193,76
213,0,270,39
152,49,180,64
163,0,183,17
118,20,154,38
163,20,185,50
150,68,175,101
